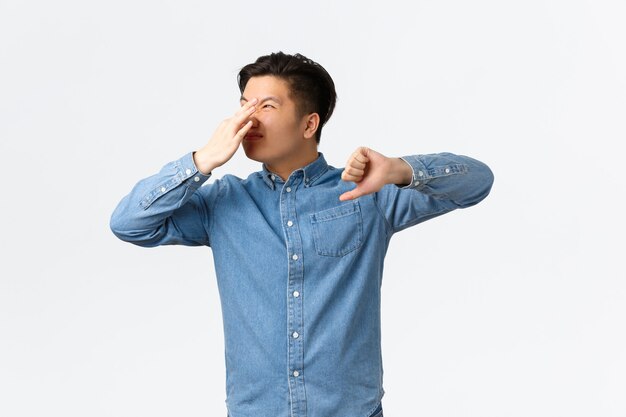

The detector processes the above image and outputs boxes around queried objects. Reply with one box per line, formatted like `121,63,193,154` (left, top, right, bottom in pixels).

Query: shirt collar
260,153,329,189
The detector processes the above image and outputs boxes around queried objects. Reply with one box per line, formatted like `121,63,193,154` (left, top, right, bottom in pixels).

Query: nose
247,109,260,127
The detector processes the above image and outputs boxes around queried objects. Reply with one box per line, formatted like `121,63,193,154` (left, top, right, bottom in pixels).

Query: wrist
193,149,219,175
386,157,413,186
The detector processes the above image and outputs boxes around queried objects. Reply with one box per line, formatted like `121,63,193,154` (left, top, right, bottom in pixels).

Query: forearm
399,152,494,207
386,157,414,187
109,152,212,247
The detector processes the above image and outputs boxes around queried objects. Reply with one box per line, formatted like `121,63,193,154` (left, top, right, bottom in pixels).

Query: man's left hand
339,147,413,201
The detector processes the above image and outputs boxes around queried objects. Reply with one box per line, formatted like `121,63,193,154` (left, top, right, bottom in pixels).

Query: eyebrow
240,95,283,104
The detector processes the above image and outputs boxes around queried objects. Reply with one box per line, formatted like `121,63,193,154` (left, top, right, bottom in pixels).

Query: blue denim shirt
110,151,493,417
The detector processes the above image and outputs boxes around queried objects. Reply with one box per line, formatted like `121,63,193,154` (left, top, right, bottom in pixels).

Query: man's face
240,75,312,169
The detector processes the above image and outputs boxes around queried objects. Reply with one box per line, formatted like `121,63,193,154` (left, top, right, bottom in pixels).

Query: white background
1,0,625,416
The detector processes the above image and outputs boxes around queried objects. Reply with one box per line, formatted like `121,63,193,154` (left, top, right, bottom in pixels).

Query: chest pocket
310,201,363,257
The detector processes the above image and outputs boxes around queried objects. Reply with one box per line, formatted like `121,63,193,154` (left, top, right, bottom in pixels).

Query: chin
242,145,269,164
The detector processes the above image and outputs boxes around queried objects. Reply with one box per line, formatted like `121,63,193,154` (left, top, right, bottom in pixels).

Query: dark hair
237,52,337,144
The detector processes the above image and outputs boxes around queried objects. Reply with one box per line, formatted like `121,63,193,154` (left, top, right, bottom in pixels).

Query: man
110,51,494,417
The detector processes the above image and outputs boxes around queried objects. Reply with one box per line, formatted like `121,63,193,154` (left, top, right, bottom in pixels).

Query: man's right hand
193,98,258,175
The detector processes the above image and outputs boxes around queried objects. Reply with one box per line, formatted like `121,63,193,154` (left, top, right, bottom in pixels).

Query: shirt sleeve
373,152,494,234
109,151,216,247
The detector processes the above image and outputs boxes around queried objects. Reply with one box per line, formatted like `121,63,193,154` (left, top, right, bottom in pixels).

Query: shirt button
194,176,200,182
185,168,192,175
445,168,451,174
270,174,276,181
286,187,292,192
287,220,293,227
292,331,299,339
292,254,299,261
160,187,166,192
293,291,300,298
414,181,420,186
293,370,300,377
418,170,424,177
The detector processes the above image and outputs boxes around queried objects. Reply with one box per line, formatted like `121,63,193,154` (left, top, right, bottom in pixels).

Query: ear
302,113,320,140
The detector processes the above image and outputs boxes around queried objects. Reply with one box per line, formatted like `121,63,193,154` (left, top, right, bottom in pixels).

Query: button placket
281,176,307,414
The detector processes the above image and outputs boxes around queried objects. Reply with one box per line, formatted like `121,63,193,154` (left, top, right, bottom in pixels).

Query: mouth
244,133,263,141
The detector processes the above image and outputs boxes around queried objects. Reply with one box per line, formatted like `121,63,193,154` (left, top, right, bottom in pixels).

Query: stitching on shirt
139,176,182,210
207,179,225,242
310,201,363,257
427,163,468,177
306,164,329,186
365,402,383,417
279,186,296,417
393,207,452,233
193,189,211,247
309,200,360,222
372,192,393,237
